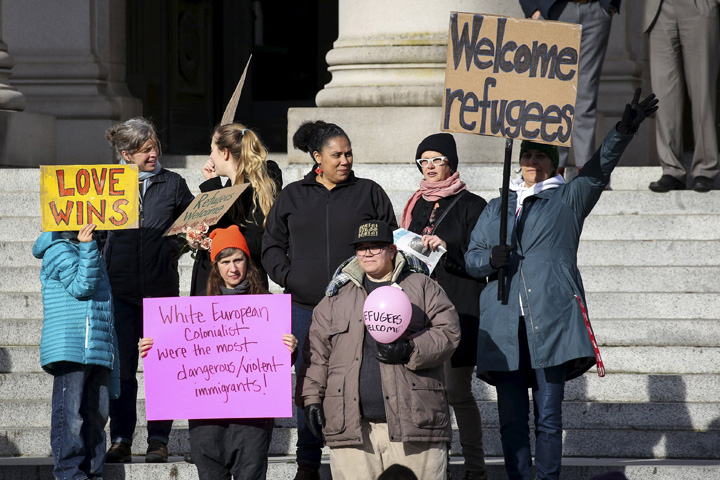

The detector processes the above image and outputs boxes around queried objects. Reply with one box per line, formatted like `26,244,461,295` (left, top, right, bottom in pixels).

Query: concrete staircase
1,158,719,479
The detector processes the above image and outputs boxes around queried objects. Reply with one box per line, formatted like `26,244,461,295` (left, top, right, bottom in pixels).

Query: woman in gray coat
464,90,657,480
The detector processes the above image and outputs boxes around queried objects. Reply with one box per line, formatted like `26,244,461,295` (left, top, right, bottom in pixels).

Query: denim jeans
292,304,323,467
109,299,173,445
189,418,274,480
51,362,109,480
493,319,567,480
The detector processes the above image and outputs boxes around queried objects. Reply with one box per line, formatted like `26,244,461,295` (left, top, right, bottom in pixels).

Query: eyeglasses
415,156,447,168
355,244,387,257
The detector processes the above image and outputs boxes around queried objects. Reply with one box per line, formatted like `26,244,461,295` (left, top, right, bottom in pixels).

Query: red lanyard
575,295,605,377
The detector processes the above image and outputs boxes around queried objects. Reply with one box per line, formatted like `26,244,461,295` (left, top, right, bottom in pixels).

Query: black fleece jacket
262,169,397,309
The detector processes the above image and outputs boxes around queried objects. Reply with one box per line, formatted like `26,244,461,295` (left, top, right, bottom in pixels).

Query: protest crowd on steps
30,2,719,480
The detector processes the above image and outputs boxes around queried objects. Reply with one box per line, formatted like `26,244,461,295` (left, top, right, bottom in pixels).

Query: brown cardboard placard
164,182,249,236
442,12,581,146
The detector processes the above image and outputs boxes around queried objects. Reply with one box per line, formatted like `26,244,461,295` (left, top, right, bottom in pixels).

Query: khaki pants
329,420,447,480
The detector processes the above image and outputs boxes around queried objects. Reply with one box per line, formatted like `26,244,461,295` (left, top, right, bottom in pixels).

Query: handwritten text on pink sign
142,294,292,420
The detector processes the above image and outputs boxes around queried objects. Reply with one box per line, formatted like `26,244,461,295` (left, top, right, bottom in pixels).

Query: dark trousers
493,319,567,480
292,304,324,467
51,362,109,480
189,418,274,480
109,298,173,444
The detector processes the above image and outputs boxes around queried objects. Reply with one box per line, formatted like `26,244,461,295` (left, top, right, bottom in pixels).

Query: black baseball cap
350,220,394,245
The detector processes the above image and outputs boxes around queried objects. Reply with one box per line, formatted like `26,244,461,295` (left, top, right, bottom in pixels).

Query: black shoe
183,452,194,464
294,463,321,480
145,439,168,463
692,176,714,192
649,175,686,192
106,442,132,463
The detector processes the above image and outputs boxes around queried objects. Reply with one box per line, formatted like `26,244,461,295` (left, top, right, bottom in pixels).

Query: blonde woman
190,123,282,295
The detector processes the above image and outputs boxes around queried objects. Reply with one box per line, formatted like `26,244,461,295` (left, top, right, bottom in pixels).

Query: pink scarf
400,171,466,229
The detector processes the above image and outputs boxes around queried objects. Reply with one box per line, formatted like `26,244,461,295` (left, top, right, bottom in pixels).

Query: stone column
0,0,55,167
289,0,648,165
2,0,141,164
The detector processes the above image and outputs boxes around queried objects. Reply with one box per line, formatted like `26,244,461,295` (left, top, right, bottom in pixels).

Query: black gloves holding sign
617,88,659,136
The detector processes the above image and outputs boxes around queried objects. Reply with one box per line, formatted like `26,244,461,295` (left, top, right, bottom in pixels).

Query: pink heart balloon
363,286,413,344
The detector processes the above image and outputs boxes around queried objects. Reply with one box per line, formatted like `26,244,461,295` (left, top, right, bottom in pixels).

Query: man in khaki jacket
297,220,461,480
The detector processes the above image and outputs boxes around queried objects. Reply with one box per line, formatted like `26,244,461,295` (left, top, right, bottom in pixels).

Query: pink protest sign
142,294,292,420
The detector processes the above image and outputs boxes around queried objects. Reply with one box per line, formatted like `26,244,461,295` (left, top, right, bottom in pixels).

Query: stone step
1,290,716,321
7,212,719,243
4,396,719,434
3,457,719,480
2,371,718,404
8,264,719,294
2,344,719,375
6,238,716,269
2,422,719,459
3,316,718,349
0,165,677,193
15,189,720,225
576,240,719,266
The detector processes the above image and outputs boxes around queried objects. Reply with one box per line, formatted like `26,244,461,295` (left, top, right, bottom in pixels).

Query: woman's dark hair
206,248,268,295
292,120,350,161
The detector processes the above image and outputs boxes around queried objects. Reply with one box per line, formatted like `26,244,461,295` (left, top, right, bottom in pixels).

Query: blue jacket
465,129,633,383
33,232,118,378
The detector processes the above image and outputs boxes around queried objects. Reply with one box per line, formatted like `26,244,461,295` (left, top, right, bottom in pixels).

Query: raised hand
617,88,659,135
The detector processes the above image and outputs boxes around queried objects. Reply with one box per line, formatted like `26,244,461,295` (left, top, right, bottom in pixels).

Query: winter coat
407,190,487,367
465,129,633,383
103,168,194,304
262,169,397,309
190,161,283,296
33,233,118,378
299,252,460,447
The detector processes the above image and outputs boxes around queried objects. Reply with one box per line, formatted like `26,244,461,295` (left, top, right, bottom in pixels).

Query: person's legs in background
444,361,487,479
292,304,323,479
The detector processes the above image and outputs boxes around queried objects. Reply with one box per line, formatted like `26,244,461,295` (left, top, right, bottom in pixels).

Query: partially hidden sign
164,182,249,236
142,294,292,420
442,12,581,146
40,165,139,231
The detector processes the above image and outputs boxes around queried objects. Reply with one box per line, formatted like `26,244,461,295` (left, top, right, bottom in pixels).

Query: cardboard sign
142,294,292,420
164,182,249,236
442,12,581,146
40,165,139,231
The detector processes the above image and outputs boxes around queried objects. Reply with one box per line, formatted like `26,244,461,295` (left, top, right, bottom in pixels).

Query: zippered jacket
299,252,460,446
33,233,117,375
262,169,397,309
465,128,633,383
103,168,194,304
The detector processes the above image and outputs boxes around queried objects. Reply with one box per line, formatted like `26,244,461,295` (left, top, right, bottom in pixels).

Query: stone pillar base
0,111,55,167
288,107,506,165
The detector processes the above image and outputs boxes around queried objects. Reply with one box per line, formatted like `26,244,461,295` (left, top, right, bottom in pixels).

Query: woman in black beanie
400,132,489,480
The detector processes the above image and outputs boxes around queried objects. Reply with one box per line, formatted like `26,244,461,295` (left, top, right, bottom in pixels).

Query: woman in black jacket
189,123,282,295
401,133,488,480
262,120,396,480
103,117,194,464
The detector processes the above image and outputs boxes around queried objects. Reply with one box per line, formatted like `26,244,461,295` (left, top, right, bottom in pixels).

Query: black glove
616,88,659,135
490,244,512,270
376,338,415,364
304,403,325,439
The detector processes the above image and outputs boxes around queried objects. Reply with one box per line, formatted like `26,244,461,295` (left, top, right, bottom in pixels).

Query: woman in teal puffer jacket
33,224,119,480
465,90,658,480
